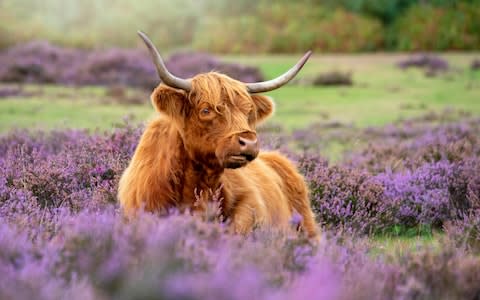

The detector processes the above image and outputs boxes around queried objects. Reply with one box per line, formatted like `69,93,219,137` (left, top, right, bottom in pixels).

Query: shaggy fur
118,72,318,236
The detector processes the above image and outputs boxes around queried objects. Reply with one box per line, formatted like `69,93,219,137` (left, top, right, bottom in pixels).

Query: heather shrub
0,85,24,98
390,245,480,300
471,59,480,71
71,48,157,90
4,201,480,300
396,54,449,74
0,42,153,86
298,156,392,234
376,161,457,228
3,115,479,238
448,157,480,213
346,119,480,173
291,71,354,87
165,51,264,82
0,126,141,214
444,158,480,252
0,42,264,88
0,41,80,84
289,112,480,174
0,204,341,300
291,114,480,233
1,113,480,298
291,121,356,155
445,211,480,253
311,71,353,86
257,123,292,152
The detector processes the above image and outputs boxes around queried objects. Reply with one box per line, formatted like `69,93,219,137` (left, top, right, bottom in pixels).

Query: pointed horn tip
137,31,157,54
136,30,192,91
300,50,313,64
137,31,150,43
245,50,313,93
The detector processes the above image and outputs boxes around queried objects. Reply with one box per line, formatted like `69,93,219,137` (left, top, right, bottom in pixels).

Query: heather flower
445,210,480,253
397,54,449,73
299,156,392,234
0,113,479,299
0,41,263,89
289,211,303,227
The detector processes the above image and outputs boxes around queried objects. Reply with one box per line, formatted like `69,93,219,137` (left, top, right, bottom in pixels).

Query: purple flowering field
1,109,480,299
1,42,480,299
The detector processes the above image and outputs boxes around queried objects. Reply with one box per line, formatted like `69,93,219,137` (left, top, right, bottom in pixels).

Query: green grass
0,98,151,131
1,53,479,132
0,85,153,132
227,53,480,128
369,234,441,257
368,225,440,256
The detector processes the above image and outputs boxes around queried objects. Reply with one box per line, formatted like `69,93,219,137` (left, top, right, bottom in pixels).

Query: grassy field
1,53,479,132
0,85,151,132
230,53,480,127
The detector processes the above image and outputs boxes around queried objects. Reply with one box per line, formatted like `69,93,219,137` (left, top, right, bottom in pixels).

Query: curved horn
246,51,312,93
138,31,192,91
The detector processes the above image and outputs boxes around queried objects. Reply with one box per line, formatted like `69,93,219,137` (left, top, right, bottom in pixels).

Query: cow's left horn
138,31,192,91
246,51,312,93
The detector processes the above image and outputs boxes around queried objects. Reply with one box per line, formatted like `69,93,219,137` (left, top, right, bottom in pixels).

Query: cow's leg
291,181,318,237
230,194,268,234
259,152,319,237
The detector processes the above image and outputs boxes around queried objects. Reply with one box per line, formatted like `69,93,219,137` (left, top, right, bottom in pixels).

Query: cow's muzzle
223,133,259,169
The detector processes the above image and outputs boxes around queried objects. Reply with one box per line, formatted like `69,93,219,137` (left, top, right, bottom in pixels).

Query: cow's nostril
238,136,257,149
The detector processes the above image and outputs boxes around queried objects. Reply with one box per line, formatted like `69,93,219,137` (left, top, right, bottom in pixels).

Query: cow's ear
150,84,188,118
251,94,274,124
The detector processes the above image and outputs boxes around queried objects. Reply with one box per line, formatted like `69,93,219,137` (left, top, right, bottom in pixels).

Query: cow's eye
199,107,215,121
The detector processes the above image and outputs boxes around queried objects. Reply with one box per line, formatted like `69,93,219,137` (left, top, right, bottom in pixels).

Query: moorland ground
1,53,479,131
1,53,479,253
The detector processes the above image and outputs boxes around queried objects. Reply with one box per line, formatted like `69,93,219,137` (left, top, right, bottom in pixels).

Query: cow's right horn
138,31,192,91
245,51,312,93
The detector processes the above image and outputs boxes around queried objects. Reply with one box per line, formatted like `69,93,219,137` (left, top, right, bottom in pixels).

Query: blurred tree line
1,0,479,52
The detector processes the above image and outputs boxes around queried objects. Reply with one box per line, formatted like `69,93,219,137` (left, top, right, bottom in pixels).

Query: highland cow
118,31,318,237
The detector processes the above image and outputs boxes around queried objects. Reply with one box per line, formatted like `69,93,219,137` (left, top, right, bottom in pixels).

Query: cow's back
118,117,182,214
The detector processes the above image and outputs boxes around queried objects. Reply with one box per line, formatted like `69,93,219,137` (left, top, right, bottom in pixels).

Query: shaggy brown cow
118,31,318,237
